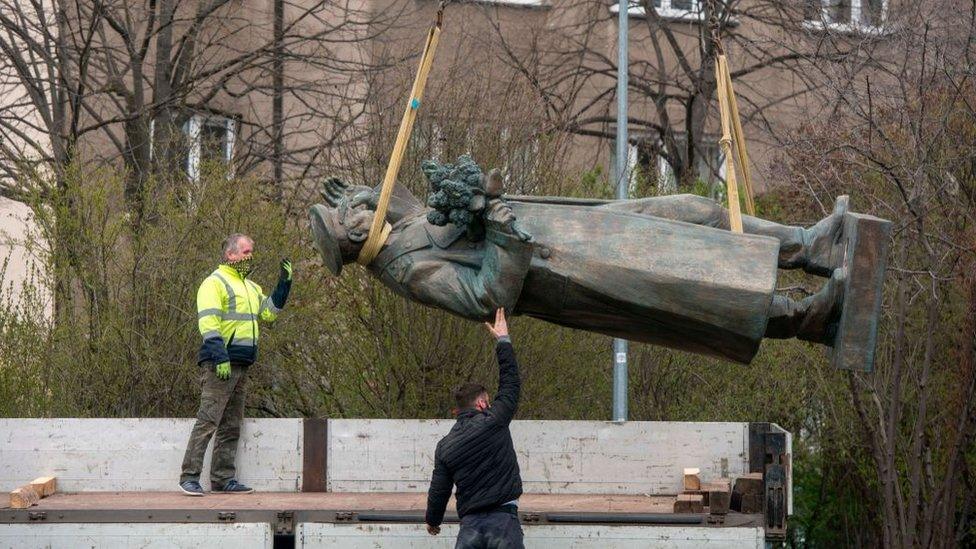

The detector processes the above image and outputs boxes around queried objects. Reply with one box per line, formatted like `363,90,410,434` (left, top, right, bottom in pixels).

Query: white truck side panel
0,418,302,492
328,420,749,494
0,523,271,549
298,523,764,548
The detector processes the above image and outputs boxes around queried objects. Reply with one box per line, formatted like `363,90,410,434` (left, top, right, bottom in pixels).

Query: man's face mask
226,256,254,278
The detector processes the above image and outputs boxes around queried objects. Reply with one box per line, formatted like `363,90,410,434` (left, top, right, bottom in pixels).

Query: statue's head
309,177,376,275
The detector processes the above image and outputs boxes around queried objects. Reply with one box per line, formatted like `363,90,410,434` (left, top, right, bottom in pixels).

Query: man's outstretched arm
484,308,520,425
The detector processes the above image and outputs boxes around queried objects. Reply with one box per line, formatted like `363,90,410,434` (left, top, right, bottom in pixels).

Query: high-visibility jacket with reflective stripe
197,264,281,366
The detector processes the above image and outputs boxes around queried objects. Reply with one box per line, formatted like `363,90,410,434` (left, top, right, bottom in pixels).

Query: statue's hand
485,198,532,242
485,199,516,230
321,176,376,210
348,189,378,210
321,177,349,207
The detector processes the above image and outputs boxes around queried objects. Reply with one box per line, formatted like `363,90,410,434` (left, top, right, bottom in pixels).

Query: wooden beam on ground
30,476,57,497
10,485,40,509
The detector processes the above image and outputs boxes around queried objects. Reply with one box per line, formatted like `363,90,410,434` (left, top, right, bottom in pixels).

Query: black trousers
455,508,524,549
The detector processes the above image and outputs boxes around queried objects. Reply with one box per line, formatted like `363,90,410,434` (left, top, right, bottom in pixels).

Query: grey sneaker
212,480,254,494
179,480,204,496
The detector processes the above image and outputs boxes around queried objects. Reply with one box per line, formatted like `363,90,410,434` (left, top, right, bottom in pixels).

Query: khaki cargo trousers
180,363,249,487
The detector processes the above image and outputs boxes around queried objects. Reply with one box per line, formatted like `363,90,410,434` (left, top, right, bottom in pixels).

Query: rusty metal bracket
521,512,542,523
275,511,294,535
27,511,47,522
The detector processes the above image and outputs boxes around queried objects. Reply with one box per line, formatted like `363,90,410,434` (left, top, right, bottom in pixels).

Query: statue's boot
744,195,849,276
764,268,847,346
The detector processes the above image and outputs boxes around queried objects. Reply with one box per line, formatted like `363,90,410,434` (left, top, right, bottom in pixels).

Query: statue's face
317,177,378,266
333,198,375,263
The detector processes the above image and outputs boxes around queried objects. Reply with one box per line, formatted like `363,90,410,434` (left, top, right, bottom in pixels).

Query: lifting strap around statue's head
356,5,444,266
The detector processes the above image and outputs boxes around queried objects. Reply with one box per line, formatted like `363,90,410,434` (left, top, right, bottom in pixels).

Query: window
463,0,550,8
654,0,699,19
610,0,703,21
182,114,236,181
804,0,887,34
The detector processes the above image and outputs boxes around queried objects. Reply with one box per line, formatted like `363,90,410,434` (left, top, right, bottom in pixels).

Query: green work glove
279,259,292,281
215,362,231,380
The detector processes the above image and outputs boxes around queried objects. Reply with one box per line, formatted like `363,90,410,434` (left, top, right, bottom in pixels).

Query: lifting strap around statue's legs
709,3,755,235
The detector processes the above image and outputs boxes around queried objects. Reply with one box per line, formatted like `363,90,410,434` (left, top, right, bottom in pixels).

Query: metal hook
437,0,446,27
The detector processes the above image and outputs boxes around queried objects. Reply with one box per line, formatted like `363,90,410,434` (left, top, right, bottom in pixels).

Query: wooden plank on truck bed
674,493,704,513
30,477,56,497
731,472,763,513
10,486,39,509
701,479,731,509
683,468,701,491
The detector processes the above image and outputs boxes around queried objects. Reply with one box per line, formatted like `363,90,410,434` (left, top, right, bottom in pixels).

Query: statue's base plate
830,212,892,372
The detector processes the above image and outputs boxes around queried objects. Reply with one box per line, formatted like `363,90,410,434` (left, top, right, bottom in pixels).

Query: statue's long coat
368,201,780,364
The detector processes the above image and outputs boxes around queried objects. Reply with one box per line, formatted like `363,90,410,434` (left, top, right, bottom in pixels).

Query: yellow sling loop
357,6,445,266
711,26,755,234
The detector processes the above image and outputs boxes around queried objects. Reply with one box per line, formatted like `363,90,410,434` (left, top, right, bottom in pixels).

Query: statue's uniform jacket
368,202,782,364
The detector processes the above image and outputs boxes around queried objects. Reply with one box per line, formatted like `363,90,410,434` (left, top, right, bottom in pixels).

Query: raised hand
485,199,516,227
484,308,509,339
321,177,349,207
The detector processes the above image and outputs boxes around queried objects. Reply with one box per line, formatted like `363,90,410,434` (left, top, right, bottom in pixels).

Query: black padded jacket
425,340,522,527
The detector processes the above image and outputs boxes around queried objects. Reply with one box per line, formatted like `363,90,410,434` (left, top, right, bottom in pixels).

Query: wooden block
708,490,731,515
673,493,704,514
731,473,763,512
702,479,731,511
682,489,703,503
739,492,763,513
831,212,892,372
10,486,39,509
682,467,701,491
702,479,731,491
30,477,56,497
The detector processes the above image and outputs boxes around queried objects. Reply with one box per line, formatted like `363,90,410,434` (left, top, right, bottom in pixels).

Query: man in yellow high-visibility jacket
179,233,292,496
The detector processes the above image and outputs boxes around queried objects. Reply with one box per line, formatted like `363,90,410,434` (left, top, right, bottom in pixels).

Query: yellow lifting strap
712,41,756,234
357,5,445,266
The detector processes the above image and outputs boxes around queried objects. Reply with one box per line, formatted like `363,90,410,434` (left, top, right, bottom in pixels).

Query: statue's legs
599,194,848,276
764,268,847,345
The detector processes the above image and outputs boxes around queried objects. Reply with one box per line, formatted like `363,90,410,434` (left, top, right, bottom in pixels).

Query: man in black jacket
425,308,524,549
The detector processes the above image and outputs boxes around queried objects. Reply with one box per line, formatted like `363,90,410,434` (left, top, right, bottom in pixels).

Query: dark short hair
453,382,488,409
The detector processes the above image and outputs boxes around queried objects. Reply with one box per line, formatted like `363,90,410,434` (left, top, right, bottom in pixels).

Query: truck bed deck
5,491,676,513
2,491,763,529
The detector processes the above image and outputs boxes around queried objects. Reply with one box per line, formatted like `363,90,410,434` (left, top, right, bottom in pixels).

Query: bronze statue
310,158,890,369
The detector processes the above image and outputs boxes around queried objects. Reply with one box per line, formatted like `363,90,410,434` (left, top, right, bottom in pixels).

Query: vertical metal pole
272,0,284,199
612,0,629,423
